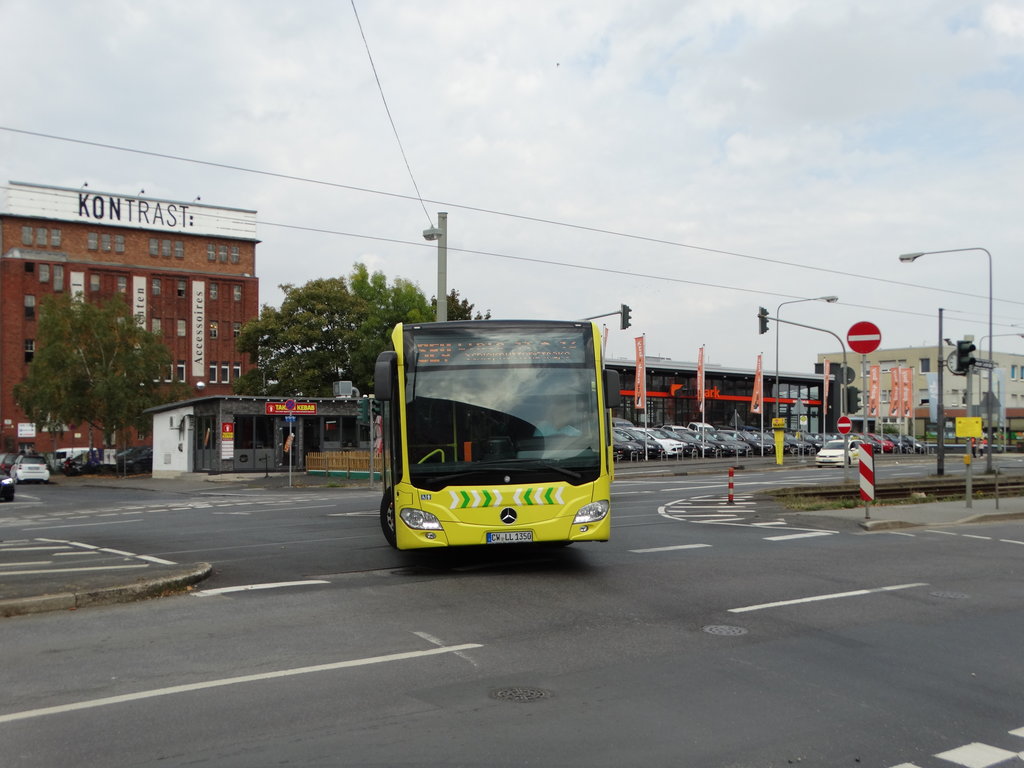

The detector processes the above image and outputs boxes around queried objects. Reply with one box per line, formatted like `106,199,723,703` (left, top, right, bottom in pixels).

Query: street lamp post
774,296,839,420
423,212,448,322
900,248,993,472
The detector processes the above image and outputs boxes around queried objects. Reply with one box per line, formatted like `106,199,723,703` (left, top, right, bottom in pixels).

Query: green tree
348,264,431,389
435,289,492,321
234,276,362,397
14,294,186,448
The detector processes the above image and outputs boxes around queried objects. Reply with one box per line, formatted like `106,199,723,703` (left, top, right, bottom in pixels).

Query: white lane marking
0,561,53,567
999,539,1024,546
728,583,928,614
960,534,992,541
764,531,836,541
1,565,149,576
192,580,330,597
414,631,479,667
136,555,177,565
23,520,144,530
630,543,712,553
0,643,484,725
934,742,1018,766
0,545,72,551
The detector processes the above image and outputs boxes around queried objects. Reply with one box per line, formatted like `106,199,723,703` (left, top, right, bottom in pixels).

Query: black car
612,429,645,461
115,447,153,474
0,475,13,502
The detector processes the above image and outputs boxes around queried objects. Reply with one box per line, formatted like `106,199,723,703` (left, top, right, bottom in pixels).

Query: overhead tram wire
1,125,1021,311
350,0,433,228
255,218,1013,326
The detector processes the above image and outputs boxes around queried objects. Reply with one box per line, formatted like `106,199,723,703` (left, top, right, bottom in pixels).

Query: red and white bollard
859,443,874,519
727,466,735,505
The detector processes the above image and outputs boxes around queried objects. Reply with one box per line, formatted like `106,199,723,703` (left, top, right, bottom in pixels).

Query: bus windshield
404,326,601,488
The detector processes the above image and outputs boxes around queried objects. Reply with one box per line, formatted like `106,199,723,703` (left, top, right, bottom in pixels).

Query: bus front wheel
380,489,398,549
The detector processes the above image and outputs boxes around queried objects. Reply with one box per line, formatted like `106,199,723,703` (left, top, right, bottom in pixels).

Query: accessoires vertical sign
697,346,706,417
750,354,763,414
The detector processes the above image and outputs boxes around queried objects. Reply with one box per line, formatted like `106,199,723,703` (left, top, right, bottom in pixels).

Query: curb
0,562,213,618
859,511,1024,532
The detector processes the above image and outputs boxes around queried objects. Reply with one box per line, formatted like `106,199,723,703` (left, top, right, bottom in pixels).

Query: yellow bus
373,320,621,550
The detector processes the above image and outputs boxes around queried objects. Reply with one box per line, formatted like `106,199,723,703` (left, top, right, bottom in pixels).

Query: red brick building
0,181,260,453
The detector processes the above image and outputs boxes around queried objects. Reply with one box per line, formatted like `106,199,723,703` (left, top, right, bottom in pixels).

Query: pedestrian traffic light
757,307,769,335
955,339,976,373
620,304,632,330
846,385,861,413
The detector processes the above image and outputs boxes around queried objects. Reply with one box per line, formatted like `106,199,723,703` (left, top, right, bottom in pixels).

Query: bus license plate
486,531,534,544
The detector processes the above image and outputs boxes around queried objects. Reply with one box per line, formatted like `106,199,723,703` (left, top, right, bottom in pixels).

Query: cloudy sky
2,0,1023,372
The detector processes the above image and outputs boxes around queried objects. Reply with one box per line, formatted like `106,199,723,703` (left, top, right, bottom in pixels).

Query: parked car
0,475,13,501
714,429,755,457
0,452,17,476
637,427,690,457
612,429,645,461
115,446,153,474
868,433,896,453
9,454,51,484
619,428,666,459
661,426,721,457
816,439,863,467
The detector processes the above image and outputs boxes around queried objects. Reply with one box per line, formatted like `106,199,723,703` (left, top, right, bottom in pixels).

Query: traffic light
357,398,369,424
846,385,861,414
620,304,632,330
955,339,976,373
757,306,769,335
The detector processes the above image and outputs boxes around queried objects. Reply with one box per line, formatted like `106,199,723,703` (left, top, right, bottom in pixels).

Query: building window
162,239,172,258
151,317,162,334
919,358,931,373
89,274,100,292
221,362,230,383
177,280,186,298
36,228,48,246
51,229,62,247
24,262,34,274
25,339,35,364
207,244,216,262
116,276,127,293
114,234,125,253
233,361,241,379
233,285,242,301
39,264,50,283
176,361,186,381
176,320,187,337
174,241,184,259
209,363,218,383
218,245,228,263
152,278,162,296
25,295,36,320
230,246,240,264
209,322,219,339
53,265,64,291
149,238,159,257
1013,365,1018,380
22,226,33,245
233,322,241,338
209,283,219,300
100,233,112,252
89,232,100,251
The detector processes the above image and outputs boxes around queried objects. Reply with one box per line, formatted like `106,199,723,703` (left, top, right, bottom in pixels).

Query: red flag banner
697,346,706,416
901,367,913,418
869,365,881,418
822,358,830,417
634,336,646,411
750,354,763,414
888,367,901,417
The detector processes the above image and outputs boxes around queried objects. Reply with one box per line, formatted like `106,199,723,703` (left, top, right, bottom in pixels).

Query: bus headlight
400,508,443,531
573,500,609,524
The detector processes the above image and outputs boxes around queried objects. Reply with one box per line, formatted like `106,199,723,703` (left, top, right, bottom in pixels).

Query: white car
637,427,689,457
10,454,51,483
815,439,862,468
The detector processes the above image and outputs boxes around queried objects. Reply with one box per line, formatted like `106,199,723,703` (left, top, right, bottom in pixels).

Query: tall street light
900,247,993,472
423,211,448,322
775,295,839,419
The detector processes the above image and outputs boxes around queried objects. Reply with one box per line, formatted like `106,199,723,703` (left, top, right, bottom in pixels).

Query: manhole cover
490,686,551,703
703,624,748,636
930,591,970,600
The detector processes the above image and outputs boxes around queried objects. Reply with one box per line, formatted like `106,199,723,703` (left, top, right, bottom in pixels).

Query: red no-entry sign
837,415,852,434
847,321,882,354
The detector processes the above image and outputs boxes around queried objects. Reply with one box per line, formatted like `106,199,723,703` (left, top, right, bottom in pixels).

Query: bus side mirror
374,351,397,401
604,369,622,408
